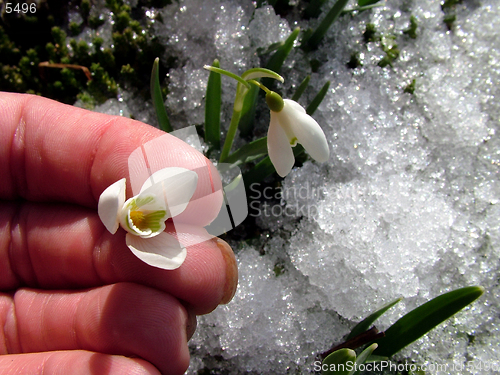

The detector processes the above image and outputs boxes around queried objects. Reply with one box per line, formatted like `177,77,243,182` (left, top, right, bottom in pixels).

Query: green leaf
306,81,330,115
224,137,268,167
346,298,402,341
358,0,381,6
291,75,310,102
238,84,260,137
205,59,221,150
242,145,305,185
349,344,378,375
374,286,485,357
322,348,356,375
303,0,350,51
243,155,275,187
304,0,329,19
262,27,300,89
150,58,172,132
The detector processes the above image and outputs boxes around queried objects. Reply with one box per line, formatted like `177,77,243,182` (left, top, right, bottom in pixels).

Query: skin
0,92,238,375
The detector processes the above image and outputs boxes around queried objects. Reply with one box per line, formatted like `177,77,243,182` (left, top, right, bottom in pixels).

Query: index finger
0,92,222,225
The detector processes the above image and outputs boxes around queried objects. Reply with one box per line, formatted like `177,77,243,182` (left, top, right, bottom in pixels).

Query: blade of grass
306,81,330,115
205,59,221,149
224,137,268,166
349,344,378,375
303,0,350,51
243,145,305,186
262,27,300,89
374,286,485,357
304,0,329,19
346,298,402,341
150,58,172,132
291,75,310,102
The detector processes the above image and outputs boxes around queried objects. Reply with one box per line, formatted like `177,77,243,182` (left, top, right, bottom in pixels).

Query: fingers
1,283,192,375
0,92,222,226
1,202,238,315
0,351,161,375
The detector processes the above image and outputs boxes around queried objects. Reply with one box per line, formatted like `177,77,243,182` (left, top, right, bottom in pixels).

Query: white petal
98,178,126,234
126,232,187,270
267,112,295,177
140,167,198,217
283,99,306,114
281,103,330,163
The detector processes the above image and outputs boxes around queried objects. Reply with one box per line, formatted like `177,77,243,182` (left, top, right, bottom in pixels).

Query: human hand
0,92,238,375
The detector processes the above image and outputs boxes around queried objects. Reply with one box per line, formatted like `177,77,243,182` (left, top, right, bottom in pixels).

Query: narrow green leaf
205,59,221,149
306,81,330,115
291,75,310,102
358,0,381,6
322,348,356,375
346,298,402,341
365,354,389,363
224,137,268,166
374,286,485,357
150,58,172,132
242,145,305,185
243,155,275,187
303,0,350,51
262,27,300,88
238,84,260,137
304,0,329,19
342,3,384,14
349,344,378,375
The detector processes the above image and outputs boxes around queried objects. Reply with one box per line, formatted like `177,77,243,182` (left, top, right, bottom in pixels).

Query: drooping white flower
98,167,198,270
266,93,330,177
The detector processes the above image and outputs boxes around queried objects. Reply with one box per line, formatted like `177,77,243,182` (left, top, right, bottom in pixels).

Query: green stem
247,79,271,94
203,65,251,89
220,109,242,162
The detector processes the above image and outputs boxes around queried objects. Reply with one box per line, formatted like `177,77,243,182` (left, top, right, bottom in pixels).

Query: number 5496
5,2,37,13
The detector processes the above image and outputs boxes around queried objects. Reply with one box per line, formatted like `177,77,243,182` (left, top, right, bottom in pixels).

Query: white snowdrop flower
98,167,198,270
266,92,330,177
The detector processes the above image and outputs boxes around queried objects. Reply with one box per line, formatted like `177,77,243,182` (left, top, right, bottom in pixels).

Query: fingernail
216,238,238,304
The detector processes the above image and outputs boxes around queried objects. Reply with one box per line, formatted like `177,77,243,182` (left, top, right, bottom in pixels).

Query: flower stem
247,79,271,94
220,109,242,162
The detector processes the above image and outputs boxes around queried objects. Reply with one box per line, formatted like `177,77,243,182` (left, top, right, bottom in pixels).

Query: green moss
80,0,91,20
378,37,399,68
115,10,132,33
87,62,118,102
363,23,379,43
69,21,82,36
404,79,416,95
0,0,165,104
403,16,418,39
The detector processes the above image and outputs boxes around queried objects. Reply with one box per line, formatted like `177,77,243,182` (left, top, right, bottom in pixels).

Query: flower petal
267,112,295,177
140,167,198,217
283,98,306,114
126,232,187,270
282,102,330,163
98,178,126,234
